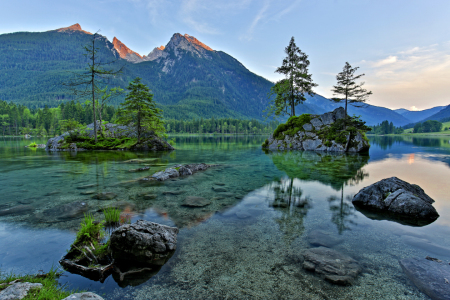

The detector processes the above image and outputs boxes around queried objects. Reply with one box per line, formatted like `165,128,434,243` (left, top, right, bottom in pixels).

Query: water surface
1,135,450,299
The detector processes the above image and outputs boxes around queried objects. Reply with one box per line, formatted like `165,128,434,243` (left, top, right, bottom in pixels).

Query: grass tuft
102,207,120,225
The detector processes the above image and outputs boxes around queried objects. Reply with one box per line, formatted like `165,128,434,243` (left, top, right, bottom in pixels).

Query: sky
1,0,449,111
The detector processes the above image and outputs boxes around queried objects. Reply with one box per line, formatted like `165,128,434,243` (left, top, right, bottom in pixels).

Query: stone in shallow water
162,190,186,195
301,247,360,285
110,220,178,266
307,230,343,248
93,192,117,200
43,201,88,219
76,184,96,189
0,205,34,216
80,190,96,195
143,194,157,200
0,282,43,299
182,196,211,207
62,292,105,300
399,257,450,300
212,187,227,192
214,182,226,186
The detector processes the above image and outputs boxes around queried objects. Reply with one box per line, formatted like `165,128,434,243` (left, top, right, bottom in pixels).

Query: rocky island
46,122,173,151
262,107,370,152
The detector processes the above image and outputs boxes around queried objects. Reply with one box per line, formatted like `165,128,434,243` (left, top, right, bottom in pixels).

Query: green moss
27,142,37,147
262,139,269,148
273,114,311,139
64,136,137,150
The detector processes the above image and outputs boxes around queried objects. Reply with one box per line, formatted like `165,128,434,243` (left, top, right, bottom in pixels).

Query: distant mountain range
0,23,448,125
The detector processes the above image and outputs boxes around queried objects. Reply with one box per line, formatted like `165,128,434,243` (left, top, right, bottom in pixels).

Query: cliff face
55,23,92,35
262,107,370,153
112,37,143,63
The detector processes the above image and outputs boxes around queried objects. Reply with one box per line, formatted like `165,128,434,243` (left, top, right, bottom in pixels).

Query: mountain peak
112,37,143,61
56,23,92,35
167,33,214,53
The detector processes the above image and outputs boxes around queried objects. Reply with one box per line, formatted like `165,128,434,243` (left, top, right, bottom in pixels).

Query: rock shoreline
263,107,370,153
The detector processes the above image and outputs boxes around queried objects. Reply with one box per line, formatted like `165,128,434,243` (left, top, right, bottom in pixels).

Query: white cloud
372,55,397,67
240,0,270,40
410,106,419,111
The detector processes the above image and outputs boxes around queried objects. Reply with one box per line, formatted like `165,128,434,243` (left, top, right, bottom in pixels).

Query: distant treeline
165,118,279,134
413,120,443,133
0,100,278,136
370,120,404,135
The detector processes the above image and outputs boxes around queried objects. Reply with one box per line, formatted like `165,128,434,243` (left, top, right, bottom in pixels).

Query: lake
1,135,450,299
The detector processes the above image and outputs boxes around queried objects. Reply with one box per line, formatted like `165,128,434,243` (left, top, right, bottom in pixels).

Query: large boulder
301,247,361,285
399,257,450,300
352,177,439,225
262,107,370,153
62,292,105,300
144,163,215,181
0,282,43,300
110,220,179,266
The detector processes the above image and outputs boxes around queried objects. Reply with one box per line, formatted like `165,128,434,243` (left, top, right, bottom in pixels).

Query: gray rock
80,190,96,195
43,201,88,219
182,196,211,207
93,192,117,200
149,163,214,181
310,118,323,130
0,282,43,300
334,107,346,120
77,184,96,189
212,187,227,192
302,123,313,131
62,292,105,300
307,230,343,248
301,247,361,285
0,205,34,217
162,190,185,195
399,257,450,300
143,194,157,200
352,177,439,225
110,220,179,266
320,111,335,125
303,139,323,151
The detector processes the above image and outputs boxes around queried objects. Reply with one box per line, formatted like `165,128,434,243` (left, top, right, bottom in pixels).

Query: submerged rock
0,205,34,217
93,192,117,200
43,201,88,220
110,220,179,266
399,257,450,300
0,282,43,299
263,107,370,153
62,292,105,300
307,230,343,248
144,163,216,181
352,177,439,225
182,196,211,207
301,247,361,285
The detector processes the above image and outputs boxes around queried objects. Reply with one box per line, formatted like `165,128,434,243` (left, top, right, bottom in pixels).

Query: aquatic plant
103,207,121,225
27,142,37,147
75,213,104,246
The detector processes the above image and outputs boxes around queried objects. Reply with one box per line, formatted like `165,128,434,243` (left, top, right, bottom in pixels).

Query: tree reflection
269,178,311,245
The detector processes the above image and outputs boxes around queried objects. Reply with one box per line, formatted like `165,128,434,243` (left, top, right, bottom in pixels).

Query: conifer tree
266,37,317,118
116,77,165,143
331,62,372,120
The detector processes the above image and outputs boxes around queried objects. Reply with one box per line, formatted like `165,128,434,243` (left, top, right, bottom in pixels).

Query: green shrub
74,213,104,246
28,142,37,147
273,114,311,139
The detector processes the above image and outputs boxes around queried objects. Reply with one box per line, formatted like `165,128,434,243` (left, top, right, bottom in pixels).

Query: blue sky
1,0,449,110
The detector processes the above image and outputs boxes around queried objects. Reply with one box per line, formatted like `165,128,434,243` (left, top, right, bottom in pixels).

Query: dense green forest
0,30,273,120
369,120,404,135
413,120,442,133
0,100,277,136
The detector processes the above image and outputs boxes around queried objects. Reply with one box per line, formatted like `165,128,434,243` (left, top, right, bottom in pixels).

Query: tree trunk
92,39,97,143
137,109,141,144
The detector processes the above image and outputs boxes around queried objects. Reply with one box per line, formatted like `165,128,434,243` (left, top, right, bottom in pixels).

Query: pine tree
116,77,165,144
266,37,317,118
331,62,372,123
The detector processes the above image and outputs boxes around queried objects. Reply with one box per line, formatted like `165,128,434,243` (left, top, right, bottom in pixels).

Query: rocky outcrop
352,177,439,225
399,257,450,300
110,220,178,266
46,122,174,151
143,163,215,181
0,282,43,299
112,37,143,63
263,107,370,153
301,247,361,285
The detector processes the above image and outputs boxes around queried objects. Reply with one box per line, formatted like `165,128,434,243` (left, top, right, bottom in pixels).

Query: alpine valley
0,23,447,124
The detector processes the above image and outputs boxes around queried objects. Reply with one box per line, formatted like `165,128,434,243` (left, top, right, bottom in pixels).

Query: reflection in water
328,189,356,234
265,150,370,190
268,178,311,244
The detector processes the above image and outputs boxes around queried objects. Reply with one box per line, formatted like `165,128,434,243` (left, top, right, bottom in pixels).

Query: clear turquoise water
1,135,450,299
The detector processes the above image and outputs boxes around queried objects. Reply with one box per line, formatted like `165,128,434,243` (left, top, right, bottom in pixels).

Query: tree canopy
266,37,317,118
116,77,165,143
